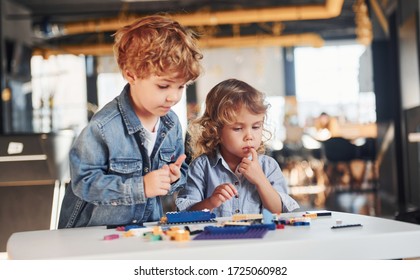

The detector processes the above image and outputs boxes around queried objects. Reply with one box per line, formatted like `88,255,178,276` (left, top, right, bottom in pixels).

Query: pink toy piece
103,234,119,240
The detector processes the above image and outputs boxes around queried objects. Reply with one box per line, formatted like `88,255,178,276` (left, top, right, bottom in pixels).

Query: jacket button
144,167,149,173
235,209,240,213
234,181,239,186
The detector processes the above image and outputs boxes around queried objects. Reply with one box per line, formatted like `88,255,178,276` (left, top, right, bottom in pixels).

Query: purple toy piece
193,228,269,240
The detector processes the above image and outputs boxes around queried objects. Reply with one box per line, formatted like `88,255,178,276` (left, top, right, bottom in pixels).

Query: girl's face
129,73,186,119
219,106,264,165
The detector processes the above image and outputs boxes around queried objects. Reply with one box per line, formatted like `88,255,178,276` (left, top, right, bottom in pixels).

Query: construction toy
262,209,275,224
232,213,262,221
103,234,119,240
166,227,190,241
194,227,269,240
143,232,163,241
162,210,216,224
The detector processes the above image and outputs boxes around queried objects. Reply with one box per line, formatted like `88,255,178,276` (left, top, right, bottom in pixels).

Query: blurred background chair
321,137,379,215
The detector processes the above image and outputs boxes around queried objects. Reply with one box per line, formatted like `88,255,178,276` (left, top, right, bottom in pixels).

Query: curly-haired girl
176,79,299,216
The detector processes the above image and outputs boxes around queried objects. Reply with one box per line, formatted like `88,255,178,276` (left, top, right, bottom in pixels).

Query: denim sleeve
175,157,206,211
70,122,146,206
168,121,188,194
263,156,300,212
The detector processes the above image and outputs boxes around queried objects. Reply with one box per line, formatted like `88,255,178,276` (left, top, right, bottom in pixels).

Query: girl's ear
124,70,137,84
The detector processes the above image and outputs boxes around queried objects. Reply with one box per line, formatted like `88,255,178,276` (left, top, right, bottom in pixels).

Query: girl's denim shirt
176,151,299,217
58,84,187,228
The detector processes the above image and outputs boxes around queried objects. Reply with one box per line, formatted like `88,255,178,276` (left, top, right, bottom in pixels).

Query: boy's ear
125,70,137,84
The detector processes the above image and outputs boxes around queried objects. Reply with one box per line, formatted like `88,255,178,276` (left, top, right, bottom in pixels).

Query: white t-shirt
143,118,160,157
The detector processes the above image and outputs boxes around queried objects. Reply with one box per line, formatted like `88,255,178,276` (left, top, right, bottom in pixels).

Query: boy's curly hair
113,15,203,82
189,79,271,159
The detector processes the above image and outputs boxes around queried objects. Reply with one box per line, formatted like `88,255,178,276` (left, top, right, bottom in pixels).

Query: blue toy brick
249,223,276,230
277,219,288,225
293,221,310,226
124,224,145,231
262,209,274,224
165,210,216,224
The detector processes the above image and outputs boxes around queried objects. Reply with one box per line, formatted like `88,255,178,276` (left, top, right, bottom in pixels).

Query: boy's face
219,106,264,163
129,73,186,118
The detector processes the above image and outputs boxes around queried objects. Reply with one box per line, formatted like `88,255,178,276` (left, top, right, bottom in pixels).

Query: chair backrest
358,137,377,160
322,137,357,162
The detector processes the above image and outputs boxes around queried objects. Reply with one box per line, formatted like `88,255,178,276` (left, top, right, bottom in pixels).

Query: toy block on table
262,209,275,224
166,227,190,241
193,226,269,240
277,217,311,226
203,226,249,234
232,213,262,222
161,209,217,224
222,221,252,226
304,211,332,217
143,232,163,241
232,209,276,223
103,234,119,240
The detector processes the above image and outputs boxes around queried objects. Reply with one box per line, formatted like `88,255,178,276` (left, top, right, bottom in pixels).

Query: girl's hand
168,154,186,183
209,183,238,208
238,149,283,214
238,148,265,185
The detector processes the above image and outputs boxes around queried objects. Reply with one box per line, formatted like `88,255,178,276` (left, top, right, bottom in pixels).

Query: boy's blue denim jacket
58,84,187,228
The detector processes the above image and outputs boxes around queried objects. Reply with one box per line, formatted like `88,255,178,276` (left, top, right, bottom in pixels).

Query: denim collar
209,148,225,168
117,83,175,135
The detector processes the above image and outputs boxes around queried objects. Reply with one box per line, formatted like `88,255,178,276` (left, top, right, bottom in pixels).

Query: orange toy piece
152,226,163,235
166,227,190,241
160,216,168,224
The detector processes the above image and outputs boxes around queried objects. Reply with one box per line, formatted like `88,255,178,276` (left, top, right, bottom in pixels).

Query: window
294,43,375,128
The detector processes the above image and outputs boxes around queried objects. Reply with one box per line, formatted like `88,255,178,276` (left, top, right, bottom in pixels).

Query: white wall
196,47,285,107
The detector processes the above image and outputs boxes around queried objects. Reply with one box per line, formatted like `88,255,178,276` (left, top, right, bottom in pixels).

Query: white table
7,211,420,260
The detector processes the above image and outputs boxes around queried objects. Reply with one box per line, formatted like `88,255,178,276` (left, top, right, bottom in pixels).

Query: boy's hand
143,154,185,198
143,165,171,198
209,183,238,209
168,154,186,183
238,148,264,185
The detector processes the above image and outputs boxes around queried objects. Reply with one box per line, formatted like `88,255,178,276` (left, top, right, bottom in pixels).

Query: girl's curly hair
188,79,271,159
